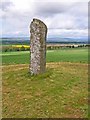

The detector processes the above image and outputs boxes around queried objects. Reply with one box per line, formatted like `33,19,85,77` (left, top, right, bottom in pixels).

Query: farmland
1,47,88,118
2,47,88,65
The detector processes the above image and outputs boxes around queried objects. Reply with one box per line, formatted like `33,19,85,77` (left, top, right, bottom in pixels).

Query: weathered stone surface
30,18,47,75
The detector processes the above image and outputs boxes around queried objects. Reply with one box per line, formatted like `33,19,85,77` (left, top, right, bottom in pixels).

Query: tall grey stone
30,18,47,75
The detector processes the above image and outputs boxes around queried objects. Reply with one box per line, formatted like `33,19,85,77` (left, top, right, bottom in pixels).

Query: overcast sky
0,0,89,38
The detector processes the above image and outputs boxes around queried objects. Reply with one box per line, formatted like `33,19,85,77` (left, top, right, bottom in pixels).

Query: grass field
1,48,88,65
2,48,88,118
2,63,88,118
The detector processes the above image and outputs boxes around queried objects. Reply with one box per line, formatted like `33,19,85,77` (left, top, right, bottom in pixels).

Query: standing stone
30,18,47,75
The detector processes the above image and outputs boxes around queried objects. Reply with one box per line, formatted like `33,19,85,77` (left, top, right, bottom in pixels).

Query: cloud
33,2,88,29
48,28,88,38
0,0,13,11
33,2,74,16
0,0,89,38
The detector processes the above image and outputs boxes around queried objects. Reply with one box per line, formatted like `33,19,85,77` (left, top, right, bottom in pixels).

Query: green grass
2,63,88,118
1,48,88,65
2,48,88,118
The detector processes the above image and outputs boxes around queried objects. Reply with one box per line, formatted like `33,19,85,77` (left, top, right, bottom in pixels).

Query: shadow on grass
21,68,53,81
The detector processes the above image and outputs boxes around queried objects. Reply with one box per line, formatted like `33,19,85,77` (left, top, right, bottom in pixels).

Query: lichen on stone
30,18,47,75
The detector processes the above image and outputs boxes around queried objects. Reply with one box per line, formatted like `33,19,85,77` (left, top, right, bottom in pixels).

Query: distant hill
0,37,88,45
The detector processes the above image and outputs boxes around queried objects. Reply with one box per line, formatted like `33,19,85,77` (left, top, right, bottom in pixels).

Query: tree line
2,44,89,52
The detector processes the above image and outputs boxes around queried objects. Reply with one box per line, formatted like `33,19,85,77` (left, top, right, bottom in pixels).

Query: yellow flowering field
12,45,30,48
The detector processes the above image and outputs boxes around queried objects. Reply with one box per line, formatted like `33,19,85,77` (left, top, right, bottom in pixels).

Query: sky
0,0,89,38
